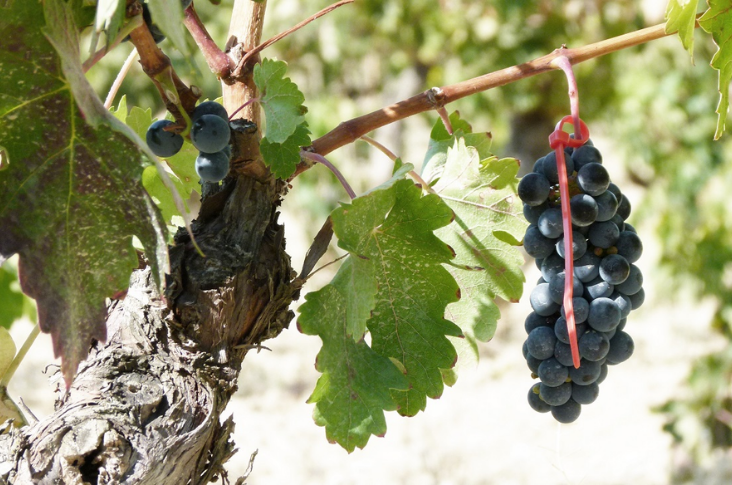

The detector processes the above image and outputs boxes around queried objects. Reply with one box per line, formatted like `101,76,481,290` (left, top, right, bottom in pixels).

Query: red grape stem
550,55,582,141
300,151,357,200
554,142,581,369
549,116,589,368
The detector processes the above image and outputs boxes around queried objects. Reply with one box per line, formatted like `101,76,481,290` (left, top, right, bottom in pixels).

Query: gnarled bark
0,170,297,484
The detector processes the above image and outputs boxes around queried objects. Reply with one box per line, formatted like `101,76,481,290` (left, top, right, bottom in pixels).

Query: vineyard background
3,0,732,483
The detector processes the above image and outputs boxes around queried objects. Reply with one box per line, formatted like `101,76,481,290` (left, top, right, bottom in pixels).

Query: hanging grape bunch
145,101,232,183
519,138,644,423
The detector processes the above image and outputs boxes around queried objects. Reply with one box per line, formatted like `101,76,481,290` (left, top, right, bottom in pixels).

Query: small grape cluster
518,140,644,423
145,101,232,183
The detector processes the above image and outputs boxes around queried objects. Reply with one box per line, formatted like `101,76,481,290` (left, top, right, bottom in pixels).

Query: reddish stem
300,151,357,200
554,144,580,369
228,97,259,120
231,0,354,79
183,4,234,78
435,107,453,135
552,55,582,141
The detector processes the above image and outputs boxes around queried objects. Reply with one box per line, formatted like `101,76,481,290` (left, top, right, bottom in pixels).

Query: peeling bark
0,164,298,485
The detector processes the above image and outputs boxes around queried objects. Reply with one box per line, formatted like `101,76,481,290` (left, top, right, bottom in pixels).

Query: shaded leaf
93,0,126,51
0,0,168,385
299,284,407,453
332,174,461,417
260,123,311,179
147,0,191,56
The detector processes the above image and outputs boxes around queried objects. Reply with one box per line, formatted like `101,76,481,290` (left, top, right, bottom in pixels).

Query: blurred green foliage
82,0,731,465
0,257,37,329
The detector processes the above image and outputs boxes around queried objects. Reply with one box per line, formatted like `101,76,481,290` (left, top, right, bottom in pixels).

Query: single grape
554,317,588,345
527,326,557,360
538,208,564,238
523,202,548,225
570,194,598,226
610,213,626,232
616,194,632,220
572,382,599,405
579,330,610,361
554,341,575,367
615,231,643,264
538,358,569,387
518,172,552,206
584,276,614,300
551,399,582,423
523,225,556,259
542,149,574,184
599,254,631,285
533,157,546,173
574,252,601,283
526,354,543,374
192,101,229,123
541,253,566,282
607,331,634,365
615,264,643,295
606,182,622,201
191,114,231,153
530,283,560,317
146,120,184,157
577,162,610,196
609,291,632,319
594,191,619,222
596,363,609,384
525,312,556,334
556,230,587,260
571,145,602,170
528,383,551,413
195,149,230,183
569,359,602,385
560,297,590,323
628,287,645,310
587,297,621,332
548,272,585,304
540,382,572,406
588,221,620,249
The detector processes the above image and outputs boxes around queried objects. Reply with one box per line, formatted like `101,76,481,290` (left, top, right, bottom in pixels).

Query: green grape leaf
299,281,406,453
260,123,311,179
431,135,527,349
147,0,191,56
699,1,732,138
332,172,462,417
665,0,701,59
0,1,168,385
253,58,307,144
